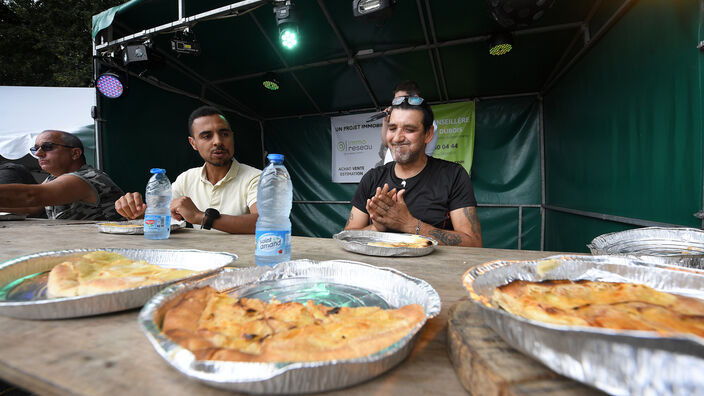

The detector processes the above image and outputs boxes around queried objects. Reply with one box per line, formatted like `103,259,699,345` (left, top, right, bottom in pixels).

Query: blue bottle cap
150,168,166,174
267,154,284,163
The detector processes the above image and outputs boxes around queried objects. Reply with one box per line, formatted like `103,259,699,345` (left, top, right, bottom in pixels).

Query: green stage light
280,27,298,49
489,32,513,56
263,72,281,91
274,1,299,50
489,42,512,56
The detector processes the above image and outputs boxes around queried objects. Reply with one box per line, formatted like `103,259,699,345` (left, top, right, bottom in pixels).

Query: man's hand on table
115,192,146,219
171,196,203,224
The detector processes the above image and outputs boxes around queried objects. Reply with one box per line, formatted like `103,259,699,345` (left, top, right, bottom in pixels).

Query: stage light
171,29,200,55
122,44,149,65
274,1,298,49
262,72,281,91
489,32,513,56
487,0,556,29
96,72,125,99
352,0,396,22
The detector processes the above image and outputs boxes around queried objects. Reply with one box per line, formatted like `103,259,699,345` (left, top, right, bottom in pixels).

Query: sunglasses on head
29,142,76,155
391,95,424,106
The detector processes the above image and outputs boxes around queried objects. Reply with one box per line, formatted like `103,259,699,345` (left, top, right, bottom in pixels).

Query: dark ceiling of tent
94,0,619,121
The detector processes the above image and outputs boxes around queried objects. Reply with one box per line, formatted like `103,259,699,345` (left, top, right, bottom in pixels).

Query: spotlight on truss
274,1,299,49
171,28,201,55
352,0,396,22
96,71,125,99
122,44,149,65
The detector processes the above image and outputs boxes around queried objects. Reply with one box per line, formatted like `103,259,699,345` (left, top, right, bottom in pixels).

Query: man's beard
391,144,420,164
204,147,232,167
206,157,232,167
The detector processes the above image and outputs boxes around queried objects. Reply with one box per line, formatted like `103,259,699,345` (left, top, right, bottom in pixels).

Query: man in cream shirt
115,106,260,233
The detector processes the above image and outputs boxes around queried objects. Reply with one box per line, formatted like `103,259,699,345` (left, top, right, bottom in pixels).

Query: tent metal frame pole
296,201,540,250
539,96,546,251
259,121,266,168
262,91,539,121
97,59,250,120
294,201,541,209
316,0,379,109
211,22,583,85
415,0,442,102
541,0,639,95
422,0,449,101
544,205,683,228
108,20,261,120
178,0,185,20
541,0,603,92
294,200,351,205
700,0,704,230
95,0,267,51
154,47,261,120
92,41,103,171
518,206,523,250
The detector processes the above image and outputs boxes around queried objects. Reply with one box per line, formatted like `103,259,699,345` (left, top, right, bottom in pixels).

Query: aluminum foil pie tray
0,248,238,319
97,219,186,234
588,226,704,269
138,259,441,394
463,254,704,396
333,230,437,257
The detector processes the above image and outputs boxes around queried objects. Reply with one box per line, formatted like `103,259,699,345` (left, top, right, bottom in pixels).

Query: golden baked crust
98,223,142,228
46,251,196,298
368,235,432,249
161,286,425,362
492,280,704,337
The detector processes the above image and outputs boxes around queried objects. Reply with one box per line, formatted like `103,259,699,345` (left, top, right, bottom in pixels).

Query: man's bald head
39,130,86,164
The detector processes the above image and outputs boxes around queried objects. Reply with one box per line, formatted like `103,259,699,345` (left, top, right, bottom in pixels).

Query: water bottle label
255,230,291,256
144,214,170,231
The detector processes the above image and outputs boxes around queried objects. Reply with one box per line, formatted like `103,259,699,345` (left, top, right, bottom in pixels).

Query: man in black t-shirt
345,97,482,247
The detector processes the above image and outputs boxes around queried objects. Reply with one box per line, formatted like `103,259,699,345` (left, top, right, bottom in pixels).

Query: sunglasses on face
29,142,76,155
391,95,424,106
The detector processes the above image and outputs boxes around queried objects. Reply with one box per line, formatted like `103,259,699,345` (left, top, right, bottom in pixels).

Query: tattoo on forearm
463,207,481,236
429,229,462,246
345,212,353,228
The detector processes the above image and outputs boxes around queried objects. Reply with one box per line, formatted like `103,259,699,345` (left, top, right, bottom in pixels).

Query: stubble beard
391,145,420,165
204,146,232,167
206,157,232,167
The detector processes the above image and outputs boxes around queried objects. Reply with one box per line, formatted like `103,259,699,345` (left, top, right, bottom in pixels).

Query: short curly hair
187,106,229,136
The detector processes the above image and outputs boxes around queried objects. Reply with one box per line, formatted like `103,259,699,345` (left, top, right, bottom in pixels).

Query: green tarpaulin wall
97,0,703,253
543,0,703,252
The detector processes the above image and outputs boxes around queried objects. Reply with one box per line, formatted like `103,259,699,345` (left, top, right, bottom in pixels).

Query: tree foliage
0,0,124,87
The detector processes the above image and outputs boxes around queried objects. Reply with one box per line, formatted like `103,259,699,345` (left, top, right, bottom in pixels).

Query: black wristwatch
201,208,220,230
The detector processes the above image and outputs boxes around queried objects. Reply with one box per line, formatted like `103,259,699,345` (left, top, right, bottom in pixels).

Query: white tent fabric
0,86,95,159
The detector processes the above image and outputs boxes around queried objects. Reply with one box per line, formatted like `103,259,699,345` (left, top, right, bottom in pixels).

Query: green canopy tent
91,0,704,252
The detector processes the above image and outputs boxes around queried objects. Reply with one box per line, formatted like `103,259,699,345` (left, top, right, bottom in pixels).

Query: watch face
205,208,220,218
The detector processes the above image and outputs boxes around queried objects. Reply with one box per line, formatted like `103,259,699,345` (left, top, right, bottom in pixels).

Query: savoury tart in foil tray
333,230,437,257
463,254,704,396
139,259,441,394
0,248,237,319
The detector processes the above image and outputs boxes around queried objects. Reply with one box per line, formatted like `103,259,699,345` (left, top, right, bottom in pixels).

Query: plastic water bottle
144,168,172,240
255,154,292,266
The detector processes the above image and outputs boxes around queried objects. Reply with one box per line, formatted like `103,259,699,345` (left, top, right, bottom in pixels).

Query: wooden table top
0,220,559,396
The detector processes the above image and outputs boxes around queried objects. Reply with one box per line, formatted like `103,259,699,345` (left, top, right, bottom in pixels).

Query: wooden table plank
447,299,604,396
0,221,562,396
